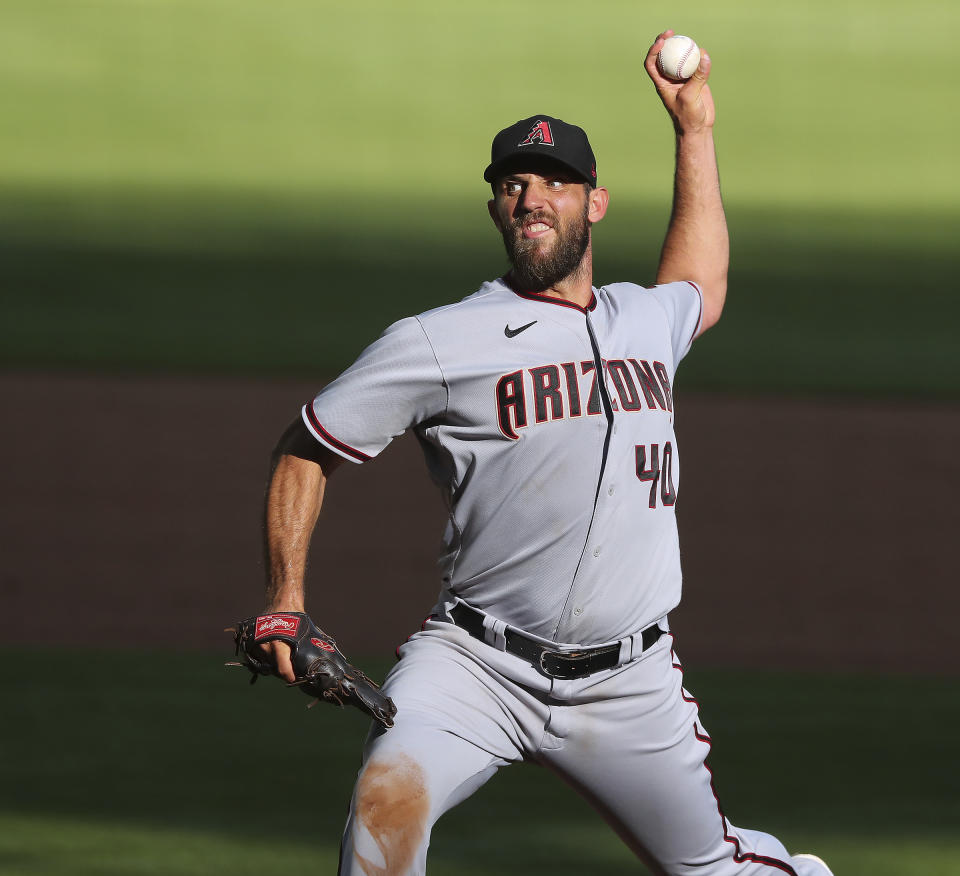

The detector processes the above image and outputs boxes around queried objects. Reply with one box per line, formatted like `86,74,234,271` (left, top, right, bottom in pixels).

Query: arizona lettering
496,359,672,440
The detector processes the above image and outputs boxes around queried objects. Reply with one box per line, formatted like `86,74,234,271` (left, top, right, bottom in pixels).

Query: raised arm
645,30,728,334
261,417,343,681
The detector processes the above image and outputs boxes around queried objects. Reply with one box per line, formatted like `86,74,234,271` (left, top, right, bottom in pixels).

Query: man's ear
487,198,503,231
588,187,610,224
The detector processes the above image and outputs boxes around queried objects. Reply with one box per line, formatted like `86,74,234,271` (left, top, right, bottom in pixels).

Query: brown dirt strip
1,373,955,673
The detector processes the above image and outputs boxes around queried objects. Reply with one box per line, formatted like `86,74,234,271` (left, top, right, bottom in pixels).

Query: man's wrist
675,124,714,141
264,586,305,614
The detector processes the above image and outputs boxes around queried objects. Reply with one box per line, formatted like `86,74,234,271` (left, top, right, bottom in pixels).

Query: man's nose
518,182,545,212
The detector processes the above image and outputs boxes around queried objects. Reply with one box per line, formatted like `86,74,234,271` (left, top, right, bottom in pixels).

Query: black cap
483,115,597,186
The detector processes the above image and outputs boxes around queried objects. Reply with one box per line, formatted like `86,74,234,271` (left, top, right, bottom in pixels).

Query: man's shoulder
597,280,699,309
601,281,650,293
368,280,512,359
415,278,514,327
597,281,653,300
595,281,656,314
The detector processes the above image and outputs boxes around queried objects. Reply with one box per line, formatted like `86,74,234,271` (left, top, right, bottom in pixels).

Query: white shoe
794,853,834,875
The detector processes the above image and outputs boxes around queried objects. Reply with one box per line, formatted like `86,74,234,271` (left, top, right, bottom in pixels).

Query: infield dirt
1,373,955,673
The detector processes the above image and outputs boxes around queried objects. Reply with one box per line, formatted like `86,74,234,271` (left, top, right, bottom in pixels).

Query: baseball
657,35,701,81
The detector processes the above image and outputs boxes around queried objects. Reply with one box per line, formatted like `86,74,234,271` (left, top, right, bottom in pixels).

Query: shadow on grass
2,189,958,397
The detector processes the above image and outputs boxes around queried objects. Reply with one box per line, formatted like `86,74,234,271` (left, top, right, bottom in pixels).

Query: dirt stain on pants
354,754,430,876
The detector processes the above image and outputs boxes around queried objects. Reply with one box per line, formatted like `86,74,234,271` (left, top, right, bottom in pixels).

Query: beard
501,199,591,293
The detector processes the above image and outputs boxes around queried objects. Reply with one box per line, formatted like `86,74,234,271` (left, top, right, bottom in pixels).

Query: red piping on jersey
510,286,598,313
696,727,798,874
687,281,704,342
669,635,798,875
302,404,371,463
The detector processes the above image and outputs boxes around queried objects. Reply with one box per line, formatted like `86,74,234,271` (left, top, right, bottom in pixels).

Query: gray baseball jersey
303,276,702,646
308,277,832,876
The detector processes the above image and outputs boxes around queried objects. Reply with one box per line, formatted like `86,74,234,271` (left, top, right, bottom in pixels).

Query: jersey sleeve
302,316,447,463
647,281,703,365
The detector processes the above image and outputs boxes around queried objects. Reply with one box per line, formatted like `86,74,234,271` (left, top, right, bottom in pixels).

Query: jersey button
573,607,583,616
607,485,615,496
592,546,601,557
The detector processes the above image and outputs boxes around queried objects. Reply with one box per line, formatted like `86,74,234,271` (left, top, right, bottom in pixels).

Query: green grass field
3,651,958,875
2,0,959,395
2,7,957,873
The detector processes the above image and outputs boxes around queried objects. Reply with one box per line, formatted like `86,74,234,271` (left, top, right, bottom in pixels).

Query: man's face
488,169,595,293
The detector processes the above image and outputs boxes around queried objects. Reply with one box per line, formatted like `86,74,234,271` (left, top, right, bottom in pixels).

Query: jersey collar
504,279,598,314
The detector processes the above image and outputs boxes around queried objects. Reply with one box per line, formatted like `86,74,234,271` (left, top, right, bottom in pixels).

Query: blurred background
2,1,958,874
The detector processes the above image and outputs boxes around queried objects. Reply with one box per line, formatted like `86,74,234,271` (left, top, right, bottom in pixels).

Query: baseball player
255,31,835,876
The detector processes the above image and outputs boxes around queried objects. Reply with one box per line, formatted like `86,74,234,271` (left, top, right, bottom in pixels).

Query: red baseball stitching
677,43,695,79
659,40,696,79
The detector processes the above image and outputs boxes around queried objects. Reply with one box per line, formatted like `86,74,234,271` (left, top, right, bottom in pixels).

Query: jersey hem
686,280,705,342
300,405,370,464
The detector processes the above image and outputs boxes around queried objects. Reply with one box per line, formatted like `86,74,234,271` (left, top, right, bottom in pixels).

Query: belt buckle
537,648,558,678
538,648,589,680
539,645,623,679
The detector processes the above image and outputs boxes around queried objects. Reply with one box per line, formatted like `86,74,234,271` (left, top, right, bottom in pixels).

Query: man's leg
538,638,831,876
338,629,539,876
339,721,508,876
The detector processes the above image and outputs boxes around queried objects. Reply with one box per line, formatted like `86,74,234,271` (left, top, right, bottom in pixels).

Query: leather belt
449,602,664,680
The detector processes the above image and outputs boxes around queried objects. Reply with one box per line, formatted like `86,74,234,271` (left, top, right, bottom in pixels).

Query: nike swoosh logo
504,320,538,338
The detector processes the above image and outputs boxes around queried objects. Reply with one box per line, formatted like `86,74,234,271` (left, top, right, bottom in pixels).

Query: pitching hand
645,30,715,135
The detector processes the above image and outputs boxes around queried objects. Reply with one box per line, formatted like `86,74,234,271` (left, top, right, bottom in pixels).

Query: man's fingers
677,51,711,107
266,640,296,682
276,648,295,683
644,29,675,77
647,29,674,55
693,51,711,83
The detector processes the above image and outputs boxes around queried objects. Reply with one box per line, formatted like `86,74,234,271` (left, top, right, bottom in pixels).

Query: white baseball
656,35,701,81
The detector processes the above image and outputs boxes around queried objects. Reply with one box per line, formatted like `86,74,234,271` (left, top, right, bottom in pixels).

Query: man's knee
351,753,430,876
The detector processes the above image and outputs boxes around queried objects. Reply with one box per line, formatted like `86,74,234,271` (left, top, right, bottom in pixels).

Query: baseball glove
227,612,397,729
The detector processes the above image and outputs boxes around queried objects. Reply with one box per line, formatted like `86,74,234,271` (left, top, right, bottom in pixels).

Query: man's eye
547,180,564,189
505,183,522,195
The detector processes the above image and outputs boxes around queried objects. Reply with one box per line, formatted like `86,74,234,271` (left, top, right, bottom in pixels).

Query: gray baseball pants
338,621,828,876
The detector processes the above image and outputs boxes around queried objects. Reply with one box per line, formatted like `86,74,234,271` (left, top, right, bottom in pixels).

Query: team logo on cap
518,120,554,147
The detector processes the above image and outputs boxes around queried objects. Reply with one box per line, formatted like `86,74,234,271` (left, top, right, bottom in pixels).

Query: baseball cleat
793,853,834,875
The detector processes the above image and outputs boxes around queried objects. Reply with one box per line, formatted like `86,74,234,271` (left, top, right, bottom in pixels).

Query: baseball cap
483,115,597,186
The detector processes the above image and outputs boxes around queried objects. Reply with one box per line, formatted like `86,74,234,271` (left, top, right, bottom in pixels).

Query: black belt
449,602,664,680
